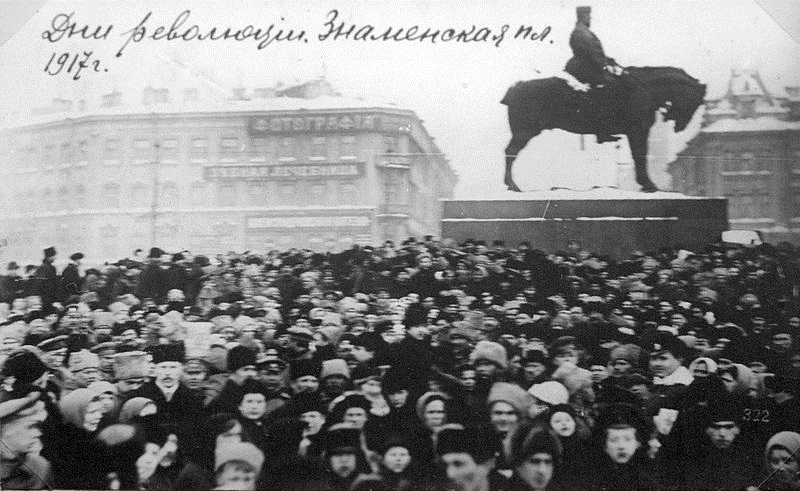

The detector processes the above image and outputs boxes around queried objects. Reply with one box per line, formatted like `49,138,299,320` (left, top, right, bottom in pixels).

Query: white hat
528,381,569,406
215,442,264,472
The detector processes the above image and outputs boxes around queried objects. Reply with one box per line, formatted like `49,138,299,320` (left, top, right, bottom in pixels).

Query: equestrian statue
502,6,706,192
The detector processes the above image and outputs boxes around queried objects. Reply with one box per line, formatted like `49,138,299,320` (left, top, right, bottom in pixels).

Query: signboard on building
247,215,371,229
249,114,381,134
205,162,365,180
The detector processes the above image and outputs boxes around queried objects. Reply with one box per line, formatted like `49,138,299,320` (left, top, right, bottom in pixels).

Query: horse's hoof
506,183,522,192
640,184,659,193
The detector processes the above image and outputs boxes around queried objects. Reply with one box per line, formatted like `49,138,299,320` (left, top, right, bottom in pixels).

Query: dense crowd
1,237,800,491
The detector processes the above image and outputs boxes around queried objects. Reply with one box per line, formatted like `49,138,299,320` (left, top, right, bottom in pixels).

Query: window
281,183,295,195
104,139,120,162
250,138,269,160
311,136,327,160
77,141,88,164
340,136,356,159
217,183,237,207
248,182,268,206
191,138,209,155
278,137,296,160
384,135,398,154
43,188,55,211
221,137,239,153
189,182,206,207
103,183,120,208
43,145,56,168
161,138,178,150
133,139,151,150
131,182,148,207
159,182,178,208
311,183,325,194
75,185,87,208
60,143,72,164
57,186,69,210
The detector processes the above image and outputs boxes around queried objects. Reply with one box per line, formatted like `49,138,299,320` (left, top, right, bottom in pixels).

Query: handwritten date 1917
44,51,105,80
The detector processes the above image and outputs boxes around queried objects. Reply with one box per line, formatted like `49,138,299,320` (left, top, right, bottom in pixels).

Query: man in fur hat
122,343,205,448
436,426,507,490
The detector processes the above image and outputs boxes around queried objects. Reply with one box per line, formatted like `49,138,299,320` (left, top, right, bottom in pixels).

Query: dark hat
285,392,328,417
36,334,68,352
69,252,84,261
227,345,258,373
325,425,361,454
380,433,412,455
702,399,742,426
147,247,165,259
352,333,381,352
43,247,57,258
436,426,501,463
595,403,649,438
149,343,185,364
289,358,322,380
381,368,408,395
1,350,48,385
522,349,548,365
508,423,563,467
240,378,268,397
331,393,371,414
642,331,688,359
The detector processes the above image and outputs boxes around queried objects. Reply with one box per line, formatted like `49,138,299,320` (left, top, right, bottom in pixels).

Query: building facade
668,68,800,243
0,78,457,263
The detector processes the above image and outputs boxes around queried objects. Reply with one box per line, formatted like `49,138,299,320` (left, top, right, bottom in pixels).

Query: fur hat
470,340,508,370
289,358,322,380
528,381,569,406
215,441,264,472
113,351,149,380
68,349,100,373
1,350,48,385
609,344,644,370
487,382,534,417
551,363,593,396
325,424,361,454
508,423,563,467
320,358,350,380
436,426,501,463
227,345,257,373
150,343,185,364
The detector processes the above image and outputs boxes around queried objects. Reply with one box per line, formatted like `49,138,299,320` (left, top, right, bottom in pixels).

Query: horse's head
665,81,707,133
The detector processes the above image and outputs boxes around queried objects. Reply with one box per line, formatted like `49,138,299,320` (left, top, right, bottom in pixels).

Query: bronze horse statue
501,66,706,192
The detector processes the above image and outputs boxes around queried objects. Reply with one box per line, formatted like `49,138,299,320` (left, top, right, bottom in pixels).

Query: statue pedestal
441,189,728,259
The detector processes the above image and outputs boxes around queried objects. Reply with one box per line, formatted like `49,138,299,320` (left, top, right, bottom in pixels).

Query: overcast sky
1,0,798,196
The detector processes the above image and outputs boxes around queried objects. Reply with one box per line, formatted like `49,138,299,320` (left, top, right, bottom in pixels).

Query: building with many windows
668,68,800,243
0,74,457,263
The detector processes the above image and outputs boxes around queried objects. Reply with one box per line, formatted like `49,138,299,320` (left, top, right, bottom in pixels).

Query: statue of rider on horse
501,6,707,193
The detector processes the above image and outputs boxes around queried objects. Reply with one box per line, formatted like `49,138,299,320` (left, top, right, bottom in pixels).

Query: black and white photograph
0,0,798,489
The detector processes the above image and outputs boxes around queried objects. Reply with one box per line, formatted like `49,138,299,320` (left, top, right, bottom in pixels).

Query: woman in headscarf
757,431,800,491
46,388,108,489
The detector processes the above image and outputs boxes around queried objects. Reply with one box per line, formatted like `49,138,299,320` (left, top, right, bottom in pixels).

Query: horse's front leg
627,128,659,193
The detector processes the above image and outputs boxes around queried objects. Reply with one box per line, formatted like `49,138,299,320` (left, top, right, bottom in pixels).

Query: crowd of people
1,237,799,490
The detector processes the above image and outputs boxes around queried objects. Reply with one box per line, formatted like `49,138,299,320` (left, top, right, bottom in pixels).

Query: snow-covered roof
702,117,800,133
